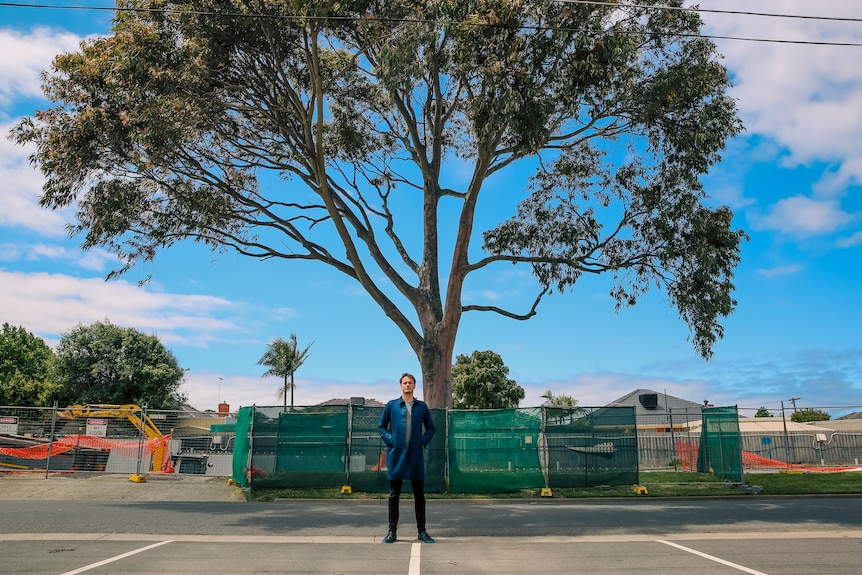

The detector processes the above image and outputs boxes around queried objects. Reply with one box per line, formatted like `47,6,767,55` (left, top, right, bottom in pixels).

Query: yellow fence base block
540,488,553,497
226,479,239,486
340,485,352,494
128,474,147,483
632,485,648,495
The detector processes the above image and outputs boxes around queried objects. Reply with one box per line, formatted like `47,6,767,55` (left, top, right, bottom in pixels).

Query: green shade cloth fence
233,405,742,493
697,406,744,483
231,405,645,493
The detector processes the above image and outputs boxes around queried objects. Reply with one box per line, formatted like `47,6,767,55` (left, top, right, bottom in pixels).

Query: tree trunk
418,327,457,410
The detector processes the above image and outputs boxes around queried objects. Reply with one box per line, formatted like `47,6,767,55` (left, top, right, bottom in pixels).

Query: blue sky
1,1,860,413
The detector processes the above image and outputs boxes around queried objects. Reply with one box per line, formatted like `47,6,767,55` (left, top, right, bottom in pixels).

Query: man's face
400,377,416,394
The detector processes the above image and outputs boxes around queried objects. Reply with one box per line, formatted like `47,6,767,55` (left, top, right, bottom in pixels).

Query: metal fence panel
0,404,237,477
6,402,860,486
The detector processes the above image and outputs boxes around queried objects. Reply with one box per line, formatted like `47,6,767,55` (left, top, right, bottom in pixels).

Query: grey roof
317,397,386,407
605,388,704,425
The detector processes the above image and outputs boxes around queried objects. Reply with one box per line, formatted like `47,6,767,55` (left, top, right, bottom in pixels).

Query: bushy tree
14,0,745,408
257,334,314,410
540,389,579,408
0,323,59,406
791,409,831,423
754,406,773,418
54,320,187,409
451,350,524,409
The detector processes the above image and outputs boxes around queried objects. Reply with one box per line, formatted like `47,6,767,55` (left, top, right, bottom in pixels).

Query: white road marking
408,542,421,575
59,540,174,575
3,530,861,543
657,539,769,575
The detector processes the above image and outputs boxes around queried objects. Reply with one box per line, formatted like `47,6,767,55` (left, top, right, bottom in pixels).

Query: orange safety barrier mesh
0,434,174,473
675,440,859,473
674,440,700,471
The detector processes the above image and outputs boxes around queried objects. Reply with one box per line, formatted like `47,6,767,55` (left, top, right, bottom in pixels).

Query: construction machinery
57,404,164,440
57,404,167,479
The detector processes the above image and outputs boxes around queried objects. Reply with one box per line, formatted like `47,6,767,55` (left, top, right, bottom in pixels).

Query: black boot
382,529,397,544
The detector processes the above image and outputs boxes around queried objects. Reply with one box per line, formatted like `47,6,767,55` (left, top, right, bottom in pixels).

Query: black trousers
388,479,426,532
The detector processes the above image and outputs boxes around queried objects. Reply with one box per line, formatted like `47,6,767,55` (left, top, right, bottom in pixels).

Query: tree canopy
451,350,524,409
54,320,187,409
0,323,59,406
790,409,831,423
14,0,745,408
258,333,314,410
540,389,579,408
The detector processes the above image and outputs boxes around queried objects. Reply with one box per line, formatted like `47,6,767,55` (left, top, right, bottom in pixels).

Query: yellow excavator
57,404,167,481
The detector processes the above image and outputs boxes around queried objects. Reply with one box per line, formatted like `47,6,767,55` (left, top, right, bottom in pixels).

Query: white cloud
700,1,862,185
1,27,91,236
706,182,755,210
268,307,300,321
520,372,710,409
756,264,804,279
837,230,862,248
0,27,82,108
0,241,119,272
480,289,500,301
0,268,239,345
0,126,73,235
753,195,852,236
182,372,398,412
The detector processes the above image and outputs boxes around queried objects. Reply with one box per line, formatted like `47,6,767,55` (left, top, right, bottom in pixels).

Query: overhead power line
2,1,862,47
557,0,862,24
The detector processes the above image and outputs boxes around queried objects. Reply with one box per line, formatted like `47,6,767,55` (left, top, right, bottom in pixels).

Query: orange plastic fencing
675,440,859,473
674,440,700,471
0,434,174,473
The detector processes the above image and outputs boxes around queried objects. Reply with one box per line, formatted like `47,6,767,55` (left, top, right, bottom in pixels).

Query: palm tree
540,389,579,408
257,334,314,411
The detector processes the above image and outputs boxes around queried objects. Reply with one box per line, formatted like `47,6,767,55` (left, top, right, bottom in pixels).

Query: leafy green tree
0,323,59,406
791,409,831,423
451,350,524,409
13,0,745,408
54,320,187,409
755,406,773,418
257,334,314,410
540,389,579,409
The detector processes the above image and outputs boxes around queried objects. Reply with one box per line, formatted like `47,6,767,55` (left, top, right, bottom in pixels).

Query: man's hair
400,372,416,384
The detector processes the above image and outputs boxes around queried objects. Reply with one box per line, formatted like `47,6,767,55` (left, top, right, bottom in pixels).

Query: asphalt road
1,496,861,537
2,488,862,574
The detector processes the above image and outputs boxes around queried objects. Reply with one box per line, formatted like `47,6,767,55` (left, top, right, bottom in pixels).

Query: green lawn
242,470,862,501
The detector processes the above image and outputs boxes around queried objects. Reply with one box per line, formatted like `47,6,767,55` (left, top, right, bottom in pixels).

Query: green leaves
54,320,186,409
0,324,59,406
257,334,314,409
451,350,524,409
12,0,746,404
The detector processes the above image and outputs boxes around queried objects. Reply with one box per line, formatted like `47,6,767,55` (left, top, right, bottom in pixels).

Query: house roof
810,419,862,431
605,388,704,424
737,418,831,433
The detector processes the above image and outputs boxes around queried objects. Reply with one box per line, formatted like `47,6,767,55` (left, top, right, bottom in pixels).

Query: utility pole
788,397,800,412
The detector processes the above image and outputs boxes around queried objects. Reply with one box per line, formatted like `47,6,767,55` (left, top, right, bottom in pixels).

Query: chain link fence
4,402,860,486
735,405,862,471
0,404,236,476
636,404,862,473
237,404,640,493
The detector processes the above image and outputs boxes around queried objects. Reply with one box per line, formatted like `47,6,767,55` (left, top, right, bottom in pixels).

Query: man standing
378,372,436,544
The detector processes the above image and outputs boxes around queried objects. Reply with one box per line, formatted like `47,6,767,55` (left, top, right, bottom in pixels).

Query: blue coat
378,397,436,481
